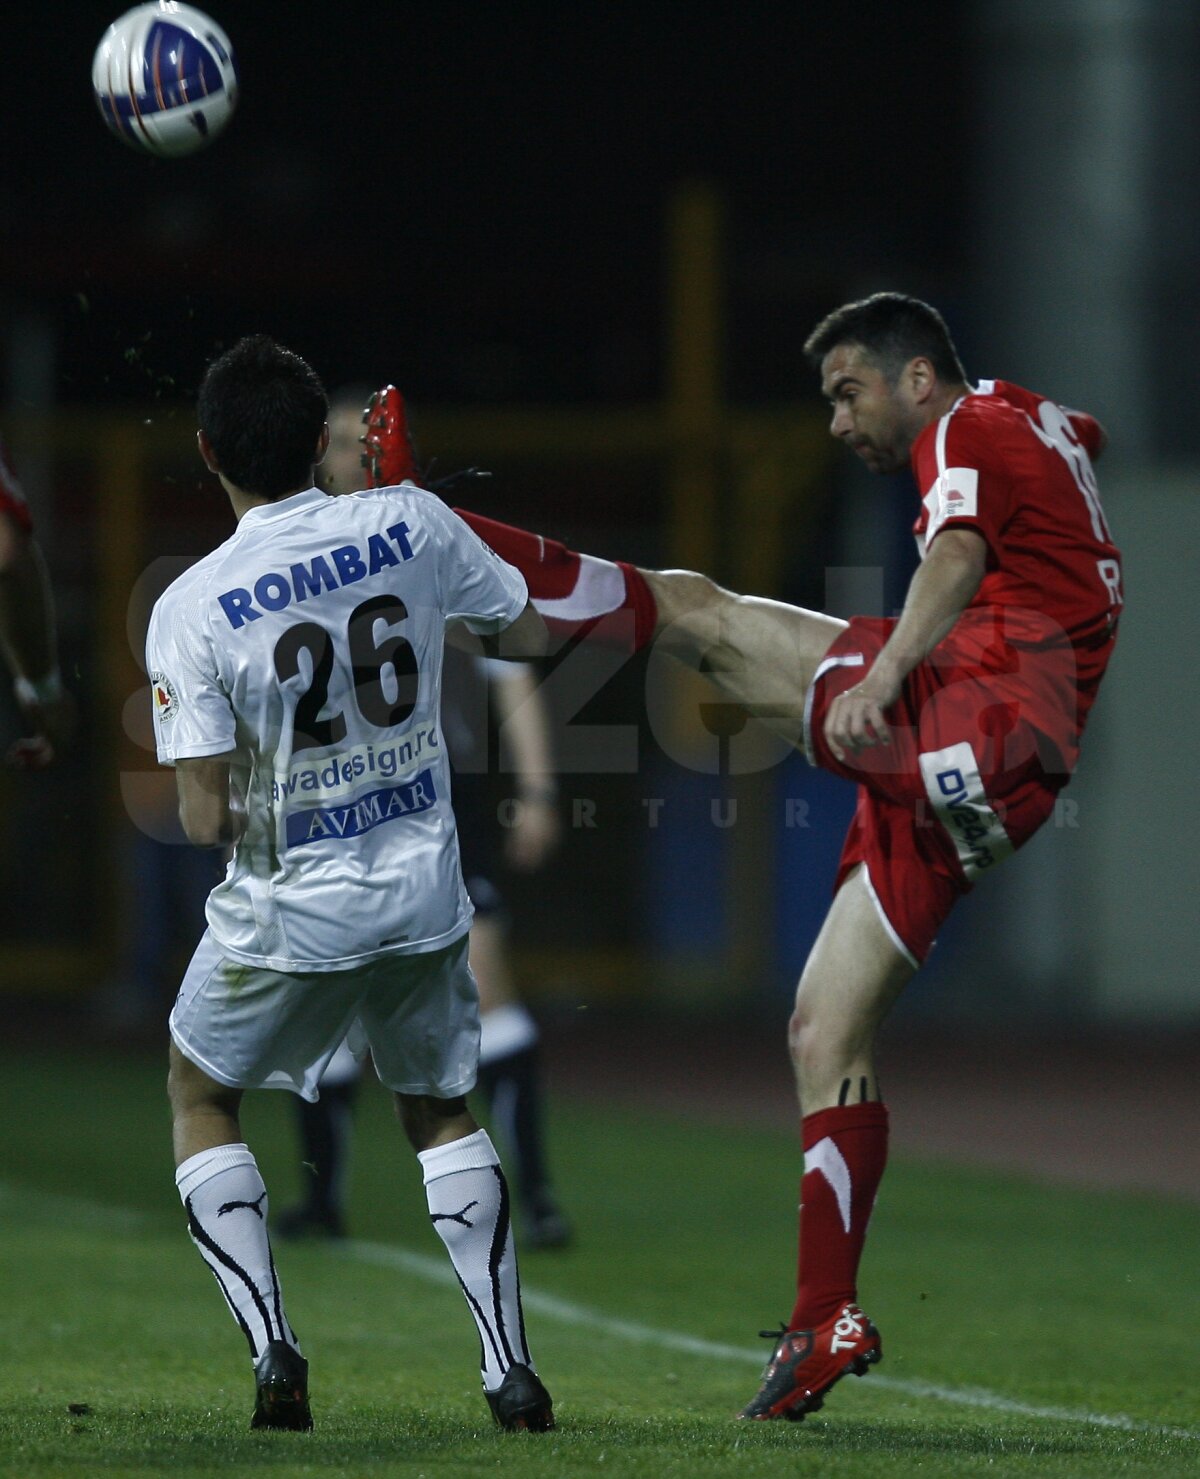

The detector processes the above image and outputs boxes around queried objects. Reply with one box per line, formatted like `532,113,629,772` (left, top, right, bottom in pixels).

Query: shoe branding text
830,1306,865,1353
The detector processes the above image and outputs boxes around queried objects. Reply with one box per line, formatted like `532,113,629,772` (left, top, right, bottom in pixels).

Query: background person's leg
471,916,570,1249
277,1039,363,1240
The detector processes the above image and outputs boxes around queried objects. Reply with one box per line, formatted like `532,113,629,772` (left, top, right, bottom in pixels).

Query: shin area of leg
644,570,845,748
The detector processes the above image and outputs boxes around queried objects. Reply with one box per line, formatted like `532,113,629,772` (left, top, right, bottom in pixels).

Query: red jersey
0,436,32,534
910,379,1122,773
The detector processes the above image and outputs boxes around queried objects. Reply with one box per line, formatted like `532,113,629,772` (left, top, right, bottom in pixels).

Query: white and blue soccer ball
92,3,238,158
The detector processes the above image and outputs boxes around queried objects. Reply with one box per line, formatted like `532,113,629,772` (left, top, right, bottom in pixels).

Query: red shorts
805,617,1065,965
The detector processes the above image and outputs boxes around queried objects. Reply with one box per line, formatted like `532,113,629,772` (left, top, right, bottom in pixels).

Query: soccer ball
92,3,238,158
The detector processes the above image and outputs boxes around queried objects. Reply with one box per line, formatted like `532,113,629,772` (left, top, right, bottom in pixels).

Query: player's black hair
803,293,967,386
197,335,329,498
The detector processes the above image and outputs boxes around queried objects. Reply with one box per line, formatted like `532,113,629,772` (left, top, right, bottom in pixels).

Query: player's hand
7,682,76,769
823,670,900,765
503,795,561,872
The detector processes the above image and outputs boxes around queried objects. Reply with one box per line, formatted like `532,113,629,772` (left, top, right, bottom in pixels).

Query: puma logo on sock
431,1200,479,1228
217,1191,268,1219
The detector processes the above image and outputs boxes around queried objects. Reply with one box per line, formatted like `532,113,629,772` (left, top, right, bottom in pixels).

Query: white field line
342,1237,1200,1443
3,1184,1196,1443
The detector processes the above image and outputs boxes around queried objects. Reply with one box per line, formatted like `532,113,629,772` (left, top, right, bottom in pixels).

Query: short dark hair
803,292,967,386
197,335,329,497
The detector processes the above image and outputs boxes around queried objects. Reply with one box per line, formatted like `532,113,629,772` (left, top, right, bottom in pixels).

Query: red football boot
361,385,420,488
361,384,492,495
737,1304,882,1421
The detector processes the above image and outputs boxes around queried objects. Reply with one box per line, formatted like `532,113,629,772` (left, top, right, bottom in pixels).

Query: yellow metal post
666,181,722,576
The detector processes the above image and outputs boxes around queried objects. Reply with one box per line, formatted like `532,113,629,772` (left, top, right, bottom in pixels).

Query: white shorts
170,930,479,1102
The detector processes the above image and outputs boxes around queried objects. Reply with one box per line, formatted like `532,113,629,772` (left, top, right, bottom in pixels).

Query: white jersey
146,483,528,972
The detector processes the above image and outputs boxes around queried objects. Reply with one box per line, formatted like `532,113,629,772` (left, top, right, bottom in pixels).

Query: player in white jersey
146,336,554,1433
276,390,570,1253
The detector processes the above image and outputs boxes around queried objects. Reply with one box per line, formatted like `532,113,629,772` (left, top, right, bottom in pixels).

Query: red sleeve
0,437,33,534
915,410,1015,555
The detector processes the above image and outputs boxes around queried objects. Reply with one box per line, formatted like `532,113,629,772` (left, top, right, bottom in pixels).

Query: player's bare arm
491,662,561,873
824,527,986,762
0,514,75,766
175,754,245,849
449,597,548,661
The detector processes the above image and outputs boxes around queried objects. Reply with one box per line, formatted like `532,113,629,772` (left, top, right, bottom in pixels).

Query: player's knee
646,568,724,631
787,996,862,1086
395,1092,470,1151
167,1044,239,1119
787,1001,819,1074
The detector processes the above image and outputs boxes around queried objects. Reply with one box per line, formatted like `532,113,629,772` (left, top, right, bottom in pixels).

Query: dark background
1,2,1197,1029
2,2,968,407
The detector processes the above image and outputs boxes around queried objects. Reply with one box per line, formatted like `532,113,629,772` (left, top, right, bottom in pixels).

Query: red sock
454,509,657,654
791,1102,889,1330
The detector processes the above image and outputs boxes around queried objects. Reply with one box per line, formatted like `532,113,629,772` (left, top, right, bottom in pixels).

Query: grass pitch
0,1040,1196,1477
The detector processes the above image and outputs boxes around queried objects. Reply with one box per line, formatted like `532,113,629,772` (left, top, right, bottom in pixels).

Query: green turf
0,1042,1196,1477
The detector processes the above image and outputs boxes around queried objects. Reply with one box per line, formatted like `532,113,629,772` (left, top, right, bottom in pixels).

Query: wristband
14,668,64,707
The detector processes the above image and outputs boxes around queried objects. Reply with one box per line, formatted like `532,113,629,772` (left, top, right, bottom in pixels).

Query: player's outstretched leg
645,570,847,748
739,868,911,1421
454,508,660,654
451,511,847,748
400,1095,555,1431
168,1046,312,1431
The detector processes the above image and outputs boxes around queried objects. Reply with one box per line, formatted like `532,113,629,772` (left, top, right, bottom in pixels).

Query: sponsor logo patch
918,741,1013,881
271,728,440,804
926,465,979,537
150,671,179,724
284,768,437,847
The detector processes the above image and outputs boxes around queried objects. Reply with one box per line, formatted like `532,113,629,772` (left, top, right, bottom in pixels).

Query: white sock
419,1129,532,1390
478,1002,538,1066
175,1142,299,1362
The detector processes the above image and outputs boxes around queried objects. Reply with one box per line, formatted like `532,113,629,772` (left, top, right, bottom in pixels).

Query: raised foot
361,385,419,489
737,1303,882,1422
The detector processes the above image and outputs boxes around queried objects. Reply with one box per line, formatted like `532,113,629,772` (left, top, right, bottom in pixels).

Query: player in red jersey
364,293,1122,1419
0,436,74,767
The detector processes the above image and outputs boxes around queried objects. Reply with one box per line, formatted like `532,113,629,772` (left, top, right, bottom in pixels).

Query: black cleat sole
486,1364,555,1432
251,1341,313,1431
